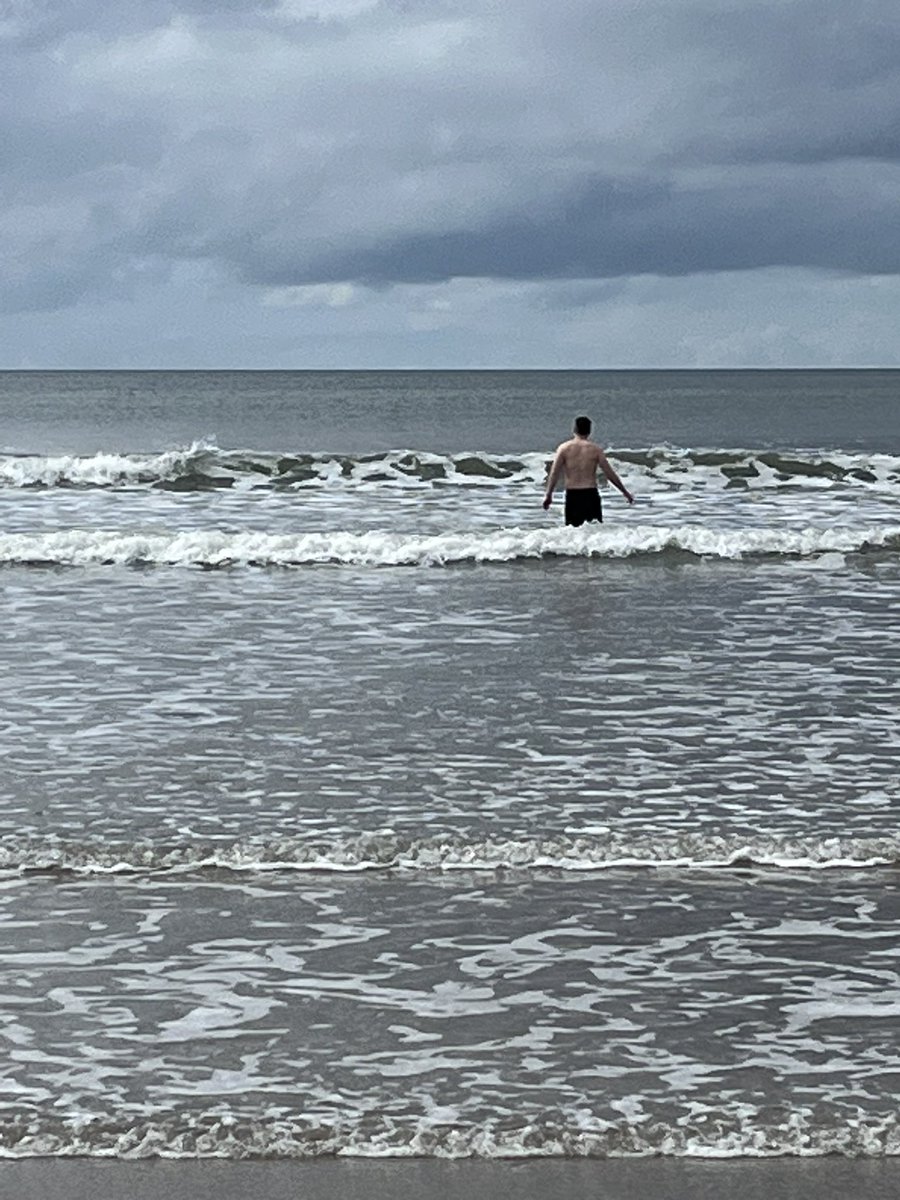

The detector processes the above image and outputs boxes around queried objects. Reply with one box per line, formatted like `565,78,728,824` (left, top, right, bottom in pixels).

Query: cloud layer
2,1,899,362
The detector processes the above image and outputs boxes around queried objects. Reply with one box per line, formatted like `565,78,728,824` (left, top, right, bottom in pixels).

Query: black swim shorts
565,487,603,527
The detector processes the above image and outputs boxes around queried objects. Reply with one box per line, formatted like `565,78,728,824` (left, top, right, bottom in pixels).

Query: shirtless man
542,416,634,525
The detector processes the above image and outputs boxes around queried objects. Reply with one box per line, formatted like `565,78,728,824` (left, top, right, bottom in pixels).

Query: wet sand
1,1158,898,1200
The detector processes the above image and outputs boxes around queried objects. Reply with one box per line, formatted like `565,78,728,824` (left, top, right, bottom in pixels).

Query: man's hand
542,494,553,510
624,490,635,505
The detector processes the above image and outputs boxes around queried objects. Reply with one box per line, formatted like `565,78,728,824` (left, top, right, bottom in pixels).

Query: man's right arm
597,450,634,504
542,446,566,509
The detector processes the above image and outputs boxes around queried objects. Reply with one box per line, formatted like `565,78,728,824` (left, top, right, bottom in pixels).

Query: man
542,416,634,525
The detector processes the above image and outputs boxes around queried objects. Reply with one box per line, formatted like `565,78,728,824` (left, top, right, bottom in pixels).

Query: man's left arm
597,450,634,504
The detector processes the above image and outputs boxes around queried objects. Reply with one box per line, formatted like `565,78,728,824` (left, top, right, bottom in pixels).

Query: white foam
0,443,216,488
0,523,896,568
1,444,898,493
1,1110,898,1158
3,831,898,875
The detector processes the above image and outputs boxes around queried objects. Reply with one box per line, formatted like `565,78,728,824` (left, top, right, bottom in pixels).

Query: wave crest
0,524,896,568
1,444,898,492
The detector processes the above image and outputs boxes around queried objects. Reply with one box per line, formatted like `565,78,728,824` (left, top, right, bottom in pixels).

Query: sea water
0,369,898,1157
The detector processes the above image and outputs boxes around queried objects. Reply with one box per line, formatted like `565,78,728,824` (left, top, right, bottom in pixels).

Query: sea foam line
1,444,898,491
3,832,898,875
0,524,897,567
1,1110,899,1158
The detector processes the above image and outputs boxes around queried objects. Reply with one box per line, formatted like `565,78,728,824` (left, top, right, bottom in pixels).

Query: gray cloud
1,0,899,318
0,0,277,48
273,162,900,284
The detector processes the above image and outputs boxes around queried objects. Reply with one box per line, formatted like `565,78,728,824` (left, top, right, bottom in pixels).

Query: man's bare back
542,418,634,524
551,436,606,489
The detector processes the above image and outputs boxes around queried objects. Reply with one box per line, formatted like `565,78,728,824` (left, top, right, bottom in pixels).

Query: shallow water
0,370,898,1158
4,869,900,1156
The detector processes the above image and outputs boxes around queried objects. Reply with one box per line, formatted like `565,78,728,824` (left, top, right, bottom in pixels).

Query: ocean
0,369,898,1160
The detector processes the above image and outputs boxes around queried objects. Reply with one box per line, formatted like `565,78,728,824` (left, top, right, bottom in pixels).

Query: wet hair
574,416,591,436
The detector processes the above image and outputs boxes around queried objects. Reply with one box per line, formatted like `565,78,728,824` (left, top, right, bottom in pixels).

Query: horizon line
2,365,899,373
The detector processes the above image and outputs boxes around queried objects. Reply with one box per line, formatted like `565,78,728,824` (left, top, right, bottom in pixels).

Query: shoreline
1,1158,898,1200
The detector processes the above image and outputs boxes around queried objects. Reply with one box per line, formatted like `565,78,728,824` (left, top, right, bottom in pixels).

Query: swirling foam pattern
2,871,900,1158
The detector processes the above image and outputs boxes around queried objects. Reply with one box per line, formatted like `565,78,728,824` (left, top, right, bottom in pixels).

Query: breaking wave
4,831,899,875
1,443,898,492
0,524,896,568
2,1110,899,1158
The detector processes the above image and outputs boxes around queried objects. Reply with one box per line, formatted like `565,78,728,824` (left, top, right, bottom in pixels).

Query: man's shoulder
557,437,604,457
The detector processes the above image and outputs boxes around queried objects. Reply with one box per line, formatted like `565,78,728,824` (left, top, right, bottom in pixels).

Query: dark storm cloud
249,165,900,286
2,0,900,313
666,3,900,168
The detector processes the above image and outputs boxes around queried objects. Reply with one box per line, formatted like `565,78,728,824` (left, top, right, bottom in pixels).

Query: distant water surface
1,369,898,454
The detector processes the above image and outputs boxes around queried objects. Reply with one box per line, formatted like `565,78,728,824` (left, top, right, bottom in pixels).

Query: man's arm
542,446,566,509
597,450,634,504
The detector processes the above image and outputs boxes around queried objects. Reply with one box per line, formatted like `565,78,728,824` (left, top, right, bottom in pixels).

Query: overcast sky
3,0,900,367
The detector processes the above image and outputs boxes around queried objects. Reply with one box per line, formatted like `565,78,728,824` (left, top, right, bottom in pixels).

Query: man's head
574,416,591,437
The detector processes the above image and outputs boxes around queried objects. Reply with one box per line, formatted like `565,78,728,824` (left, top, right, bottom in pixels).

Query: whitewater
1,443,899,491
0,522,896,567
